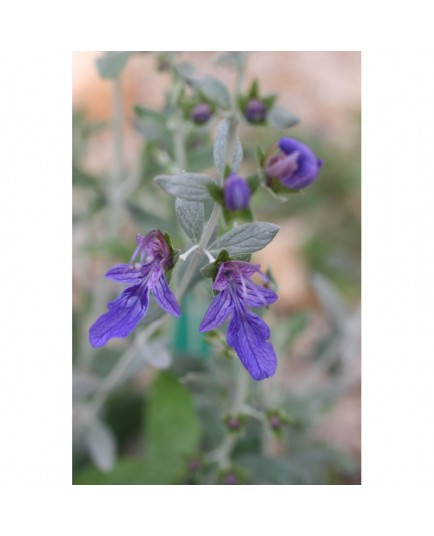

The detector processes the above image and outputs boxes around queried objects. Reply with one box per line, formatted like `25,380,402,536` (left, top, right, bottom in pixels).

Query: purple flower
223,174,251,211
265,137,323,190
89,230,180,348
244,99,267,124
191,103,212,125
199,260,278,381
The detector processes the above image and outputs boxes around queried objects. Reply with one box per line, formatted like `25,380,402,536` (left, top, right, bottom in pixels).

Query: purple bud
244,99,267,124
223,473,238,485
265,137,323,190
191,103,212,125
226,416,240,431
269,415,281,430
187,458,201,472
223,174,251,211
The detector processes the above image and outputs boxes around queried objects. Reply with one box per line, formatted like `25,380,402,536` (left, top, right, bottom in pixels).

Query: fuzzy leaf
175,198,204,242
84,417,117,472
144,372,201,482
134,105,169,141
154,173,214,201
192,75,231,109
213,118,243,176
267,106,299,129
73,372,100,400
209,222,279,255
96,52,133,79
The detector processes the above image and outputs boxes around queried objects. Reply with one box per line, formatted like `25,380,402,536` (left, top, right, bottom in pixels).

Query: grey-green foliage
192,75,231,109
175,198,204,243
154,173,214,201
209,222,280,255
83,416,117,472
213,118,243,176
73,372,100,400
96,52,133,79
74,373,201,484
267,106,299,129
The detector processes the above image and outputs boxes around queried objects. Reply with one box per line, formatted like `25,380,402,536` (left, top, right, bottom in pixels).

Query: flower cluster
89,137,322,381
89,233,277,381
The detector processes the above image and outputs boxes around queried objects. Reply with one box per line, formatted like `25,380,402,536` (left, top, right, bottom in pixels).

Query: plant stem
77,76,124,373
108,77,124,238
87,114,238,417
206,362,250,470
90,317,166,415
176,116,237,297
172,110,187,172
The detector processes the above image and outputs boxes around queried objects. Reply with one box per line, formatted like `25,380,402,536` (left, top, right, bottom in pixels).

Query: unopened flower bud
244,98,267,124
191,103,213,125
225,415,241,431
223,174,251,211
223,473,238,485
187,458,201,472
269,415,282,430
265,137,323,190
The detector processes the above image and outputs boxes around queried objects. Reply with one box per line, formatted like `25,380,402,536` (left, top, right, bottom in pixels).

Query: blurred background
73,51,361,484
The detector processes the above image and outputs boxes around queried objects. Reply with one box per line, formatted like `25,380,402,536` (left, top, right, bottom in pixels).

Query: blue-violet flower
265,137,323,190
199,260,278,380
89,230,180,348
223,173,251,211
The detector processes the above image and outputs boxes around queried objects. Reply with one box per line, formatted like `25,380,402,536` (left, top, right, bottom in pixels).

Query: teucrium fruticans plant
75,52,339,482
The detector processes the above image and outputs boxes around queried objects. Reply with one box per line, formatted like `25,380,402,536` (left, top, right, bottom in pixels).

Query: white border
1,1,434,534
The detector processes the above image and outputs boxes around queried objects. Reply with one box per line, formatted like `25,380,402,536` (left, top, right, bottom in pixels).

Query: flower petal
89,284,149,348
213,261,260,291
265,152,299,181
243,280,278,308
226,309,277,381
199,290,233,332
151,274,181,317
105,264,145,284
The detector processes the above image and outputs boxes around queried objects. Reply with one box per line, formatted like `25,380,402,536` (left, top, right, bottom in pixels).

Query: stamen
180,244,199,261
128,244,141,265
204,249,215,262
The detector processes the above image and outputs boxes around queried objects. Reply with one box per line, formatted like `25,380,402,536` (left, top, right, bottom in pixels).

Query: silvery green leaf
214,52,248,70
119,342,172,382
154,173,214,201
339,306,360,365
73,372,100,400
174,62,196,80
134,105,169,141
96,52,133,79
213,118,243,176
193,76,231,109
311,273,346,328
84,418,117,472
267,106,299,129
142,343,172,369
209,222,280,255
175,198,204,242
